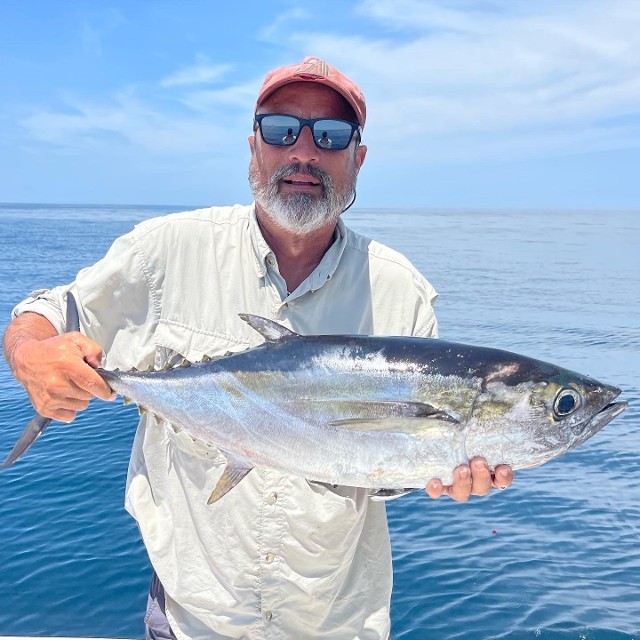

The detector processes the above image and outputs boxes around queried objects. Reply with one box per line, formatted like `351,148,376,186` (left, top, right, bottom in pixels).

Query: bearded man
4,56,513,640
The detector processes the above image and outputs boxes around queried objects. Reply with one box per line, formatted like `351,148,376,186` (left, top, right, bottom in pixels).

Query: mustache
271,163,332,190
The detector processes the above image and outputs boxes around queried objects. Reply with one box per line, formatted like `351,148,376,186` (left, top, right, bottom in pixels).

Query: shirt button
265,552,275,563
264,610,273,622
267,492,278,504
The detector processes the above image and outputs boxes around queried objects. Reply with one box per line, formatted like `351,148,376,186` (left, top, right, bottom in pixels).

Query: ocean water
0,203,638,639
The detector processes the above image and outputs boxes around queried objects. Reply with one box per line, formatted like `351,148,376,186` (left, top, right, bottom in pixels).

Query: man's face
248,82,367,234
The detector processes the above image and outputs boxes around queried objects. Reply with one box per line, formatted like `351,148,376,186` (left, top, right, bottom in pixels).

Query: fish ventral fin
207,457,254,505
239,314,299,342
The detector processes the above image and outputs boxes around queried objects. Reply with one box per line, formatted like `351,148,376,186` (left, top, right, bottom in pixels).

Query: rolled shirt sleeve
12,229,158,370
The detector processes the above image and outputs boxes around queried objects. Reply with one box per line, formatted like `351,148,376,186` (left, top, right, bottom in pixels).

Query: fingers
15,332,115,419
425,458,515,502
73,332,105,369
493,464,514,490
425,478,444,499
71,363,116,402
67,333,115,400
469,458,493,496
426,465,472,501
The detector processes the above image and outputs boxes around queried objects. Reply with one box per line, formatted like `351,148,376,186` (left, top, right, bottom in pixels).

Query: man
4,56,513,639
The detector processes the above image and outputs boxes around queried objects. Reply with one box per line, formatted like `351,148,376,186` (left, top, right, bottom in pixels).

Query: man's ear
355,144,367,171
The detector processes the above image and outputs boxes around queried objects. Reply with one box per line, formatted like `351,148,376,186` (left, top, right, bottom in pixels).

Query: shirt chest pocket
154,320,252,368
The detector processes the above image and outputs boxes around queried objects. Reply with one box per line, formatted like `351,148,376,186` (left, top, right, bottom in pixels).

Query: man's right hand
10,331,115,423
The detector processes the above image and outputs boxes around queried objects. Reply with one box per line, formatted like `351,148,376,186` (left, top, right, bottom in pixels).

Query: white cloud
177,82,260,113
16,0,640,171
282,0,640,162
257,7,311,42
160,58,233,88
20,91,234,157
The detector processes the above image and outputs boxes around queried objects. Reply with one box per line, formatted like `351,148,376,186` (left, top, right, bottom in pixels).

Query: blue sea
0,203,638,639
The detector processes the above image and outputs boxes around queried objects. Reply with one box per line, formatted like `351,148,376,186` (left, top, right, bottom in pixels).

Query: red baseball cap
255,56,366,127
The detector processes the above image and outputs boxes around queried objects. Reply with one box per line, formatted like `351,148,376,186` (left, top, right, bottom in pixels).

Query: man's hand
425,457,514,502
10,330,115,423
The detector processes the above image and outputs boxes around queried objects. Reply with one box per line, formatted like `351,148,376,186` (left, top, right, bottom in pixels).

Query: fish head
533,374,626,446
469,364,627,471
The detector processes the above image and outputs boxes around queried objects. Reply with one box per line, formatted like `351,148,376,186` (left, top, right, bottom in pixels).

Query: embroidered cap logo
294,56,329,79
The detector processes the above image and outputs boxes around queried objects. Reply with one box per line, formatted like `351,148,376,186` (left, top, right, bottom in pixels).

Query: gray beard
249,162,355,234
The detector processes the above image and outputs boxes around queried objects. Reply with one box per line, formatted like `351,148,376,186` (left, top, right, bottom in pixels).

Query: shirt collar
249,204,348,294
249,205,273,278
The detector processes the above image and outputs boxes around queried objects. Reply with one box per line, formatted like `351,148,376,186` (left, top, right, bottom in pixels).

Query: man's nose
287,124,320,164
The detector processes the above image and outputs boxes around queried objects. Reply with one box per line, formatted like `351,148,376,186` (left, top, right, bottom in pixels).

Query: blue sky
1,0,639,209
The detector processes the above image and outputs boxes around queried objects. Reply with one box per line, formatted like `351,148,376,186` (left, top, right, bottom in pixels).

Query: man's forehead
257,82,356,120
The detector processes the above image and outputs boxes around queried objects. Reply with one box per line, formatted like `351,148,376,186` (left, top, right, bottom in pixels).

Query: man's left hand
425,458,513,502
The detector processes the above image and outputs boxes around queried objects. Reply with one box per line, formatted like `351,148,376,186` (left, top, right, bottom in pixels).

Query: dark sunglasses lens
312,120,354,150
260,115,301,146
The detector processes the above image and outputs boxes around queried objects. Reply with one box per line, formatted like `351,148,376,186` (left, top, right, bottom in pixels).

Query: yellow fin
207,463,253,505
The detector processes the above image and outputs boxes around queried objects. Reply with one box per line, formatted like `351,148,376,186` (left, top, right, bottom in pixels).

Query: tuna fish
98,314,627,503
3,298,627,504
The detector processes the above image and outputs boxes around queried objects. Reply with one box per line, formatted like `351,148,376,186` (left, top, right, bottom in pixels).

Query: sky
1,0,639,209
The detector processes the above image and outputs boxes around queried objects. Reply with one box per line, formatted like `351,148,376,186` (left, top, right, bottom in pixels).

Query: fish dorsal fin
239,314,299,342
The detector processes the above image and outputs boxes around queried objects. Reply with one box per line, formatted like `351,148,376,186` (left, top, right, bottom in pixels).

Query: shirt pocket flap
154,320,250,369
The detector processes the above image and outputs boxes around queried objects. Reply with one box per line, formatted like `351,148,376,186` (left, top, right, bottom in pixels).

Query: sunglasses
254,114,361,151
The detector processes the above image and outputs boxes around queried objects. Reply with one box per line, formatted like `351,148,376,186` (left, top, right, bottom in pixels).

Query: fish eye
553,388,581,417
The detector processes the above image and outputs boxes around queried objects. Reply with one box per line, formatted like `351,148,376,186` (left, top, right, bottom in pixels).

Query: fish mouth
584,399,628,436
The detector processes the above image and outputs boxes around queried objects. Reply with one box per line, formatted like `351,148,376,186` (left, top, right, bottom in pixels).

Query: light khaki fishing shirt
13,204,438,640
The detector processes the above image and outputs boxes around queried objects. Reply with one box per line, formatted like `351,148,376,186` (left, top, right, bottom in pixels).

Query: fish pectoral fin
239,314,299,342
207,461,253,505
300,399,459,420
330,415,461,435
